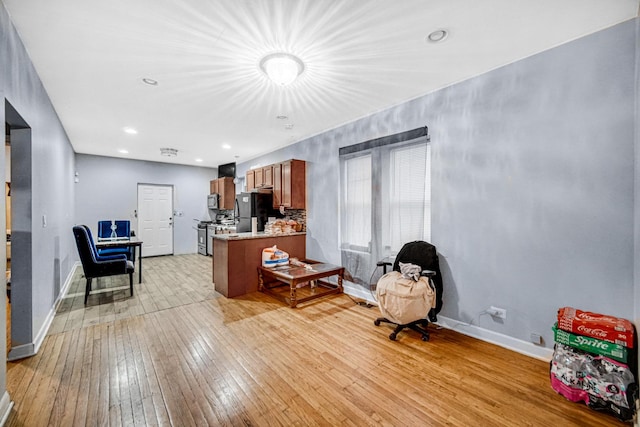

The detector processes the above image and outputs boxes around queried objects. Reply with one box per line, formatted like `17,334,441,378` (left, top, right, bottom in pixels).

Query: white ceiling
3,0,638,168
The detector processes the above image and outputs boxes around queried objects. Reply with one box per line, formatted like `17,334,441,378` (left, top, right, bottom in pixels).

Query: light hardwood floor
6,254,628,426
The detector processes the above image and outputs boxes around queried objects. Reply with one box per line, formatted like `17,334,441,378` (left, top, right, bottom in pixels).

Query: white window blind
341,154,372,251
388,143,431,252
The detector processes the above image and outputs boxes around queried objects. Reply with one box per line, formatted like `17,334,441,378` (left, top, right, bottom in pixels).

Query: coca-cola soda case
551,308,637,423
557,307,634,348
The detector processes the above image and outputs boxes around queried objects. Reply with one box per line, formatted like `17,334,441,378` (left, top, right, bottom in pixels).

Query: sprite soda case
553,323,628,363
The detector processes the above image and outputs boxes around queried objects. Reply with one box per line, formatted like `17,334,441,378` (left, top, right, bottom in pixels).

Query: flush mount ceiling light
123,127,138,135
160,147,178,157
427,29,448,43
259,53,305,86
142,77,158,86
118,149,129,154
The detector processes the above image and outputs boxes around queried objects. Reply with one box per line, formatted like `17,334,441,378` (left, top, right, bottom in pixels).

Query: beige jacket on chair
376,271,436,325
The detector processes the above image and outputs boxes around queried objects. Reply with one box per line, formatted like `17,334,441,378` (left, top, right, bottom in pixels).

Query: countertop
212,231,306,241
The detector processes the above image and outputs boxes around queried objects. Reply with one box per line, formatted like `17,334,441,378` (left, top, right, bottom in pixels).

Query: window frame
338,127,431,286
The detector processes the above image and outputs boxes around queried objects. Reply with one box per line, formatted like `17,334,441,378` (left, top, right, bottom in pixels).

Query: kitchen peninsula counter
212,232,306,297
212,231,305,241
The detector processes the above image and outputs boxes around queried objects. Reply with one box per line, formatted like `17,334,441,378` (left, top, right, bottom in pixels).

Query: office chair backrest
392,241,438,272
393,240,443,316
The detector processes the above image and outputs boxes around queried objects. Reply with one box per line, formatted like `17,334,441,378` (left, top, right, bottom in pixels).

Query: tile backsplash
280,209,306,231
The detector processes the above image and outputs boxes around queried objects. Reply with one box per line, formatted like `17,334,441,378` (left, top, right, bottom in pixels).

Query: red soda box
557,307,634,349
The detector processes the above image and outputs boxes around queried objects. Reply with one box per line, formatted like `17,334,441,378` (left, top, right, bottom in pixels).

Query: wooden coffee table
258,260,344,308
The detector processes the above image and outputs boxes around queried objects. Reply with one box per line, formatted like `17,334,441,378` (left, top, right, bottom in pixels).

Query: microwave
207,194,219,209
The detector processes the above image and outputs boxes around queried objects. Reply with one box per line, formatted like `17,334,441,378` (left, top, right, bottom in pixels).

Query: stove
215,213,235,225
197,221,213,255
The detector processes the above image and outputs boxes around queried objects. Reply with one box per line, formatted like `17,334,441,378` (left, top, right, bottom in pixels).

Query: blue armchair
73,225,134,304
97,220,133,260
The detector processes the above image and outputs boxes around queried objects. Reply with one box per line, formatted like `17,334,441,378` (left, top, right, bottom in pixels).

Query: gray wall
74,154,217,255
239,19,638,349
634,18,640,396
1,0,76,375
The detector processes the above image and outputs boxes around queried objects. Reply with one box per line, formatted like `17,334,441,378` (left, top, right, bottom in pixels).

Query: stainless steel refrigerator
235,192,273,232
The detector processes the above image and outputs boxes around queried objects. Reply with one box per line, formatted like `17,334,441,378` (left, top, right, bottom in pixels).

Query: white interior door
137,184,174,257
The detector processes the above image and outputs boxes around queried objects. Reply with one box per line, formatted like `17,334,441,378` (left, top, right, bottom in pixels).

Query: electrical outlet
489,306,507,319
530,333,542,345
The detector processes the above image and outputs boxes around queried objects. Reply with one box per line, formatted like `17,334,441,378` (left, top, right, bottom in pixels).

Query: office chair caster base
374,319,381,326
389,332,397,341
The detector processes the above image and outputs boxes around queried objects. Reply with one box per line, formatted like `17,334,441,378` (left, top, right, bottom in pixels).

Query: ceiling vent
160,147,178,157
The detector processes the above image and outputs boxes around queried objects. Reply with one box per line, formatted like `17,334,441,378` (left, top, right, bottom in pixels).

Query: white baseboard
31,303,57,356
0,391,13,426
8,263,79,361
342,285,554,362
435,316,554,361
55,262,80,311
343,281,377,303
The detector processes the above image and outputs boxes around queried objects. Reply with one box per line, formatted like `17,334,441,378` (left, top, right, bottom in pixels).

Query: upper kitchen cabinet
210,177,235,210
262,165,273,187
246,159,306,209
217,177,235,210
246,170,255,192
274,160,305,209
254,168,264,189
245,166,271,191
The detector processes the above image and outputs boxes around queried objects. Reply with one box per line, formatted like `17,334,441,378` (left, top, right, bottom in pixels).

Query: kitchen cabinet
246,170,255,192
246,159,306,209
245,168,265,191
217,177,235,210
279,159,306,209
212,232,306,297
210,177,235,210
246,166,274,191
273,163,282,207
262,165,273,187
254,168,264,188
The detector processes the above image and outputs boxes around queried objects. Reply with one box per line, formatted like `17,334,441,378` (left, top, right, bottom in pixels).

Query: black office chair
73,225,134,304
374,240,443,341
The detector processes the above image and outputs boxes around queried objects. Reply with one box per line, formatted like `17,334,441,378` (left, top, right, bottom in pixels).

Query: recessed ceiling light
426,29,448,43
284,124,294,130
195,158,203,163
118,149,129,154
222,144,231,150
276,115,288,120
142,78,158,86
123,127,138,135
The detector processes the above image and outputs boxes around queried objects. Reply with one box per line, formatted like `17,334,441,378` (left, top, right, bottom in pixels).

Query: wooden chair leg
84,277,92,304
129,272,134,297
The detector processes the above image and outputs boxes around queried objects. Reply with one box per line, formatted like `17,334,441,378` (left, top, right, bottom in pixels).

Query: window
341,154,372,252
388,143,431,251
339,128,430,286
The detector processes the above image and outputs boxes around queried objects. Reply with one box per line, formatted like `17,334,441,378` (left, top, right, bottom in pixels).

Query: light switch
42,214,47,228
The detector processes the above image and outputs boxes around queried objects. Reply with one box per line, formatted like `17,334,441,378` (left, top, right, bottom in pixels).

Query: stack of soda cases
549,307,638,422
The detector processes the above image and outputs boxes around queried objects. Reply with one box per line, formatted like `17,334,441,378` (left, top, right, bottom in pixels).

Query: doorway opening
4,100,33,360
